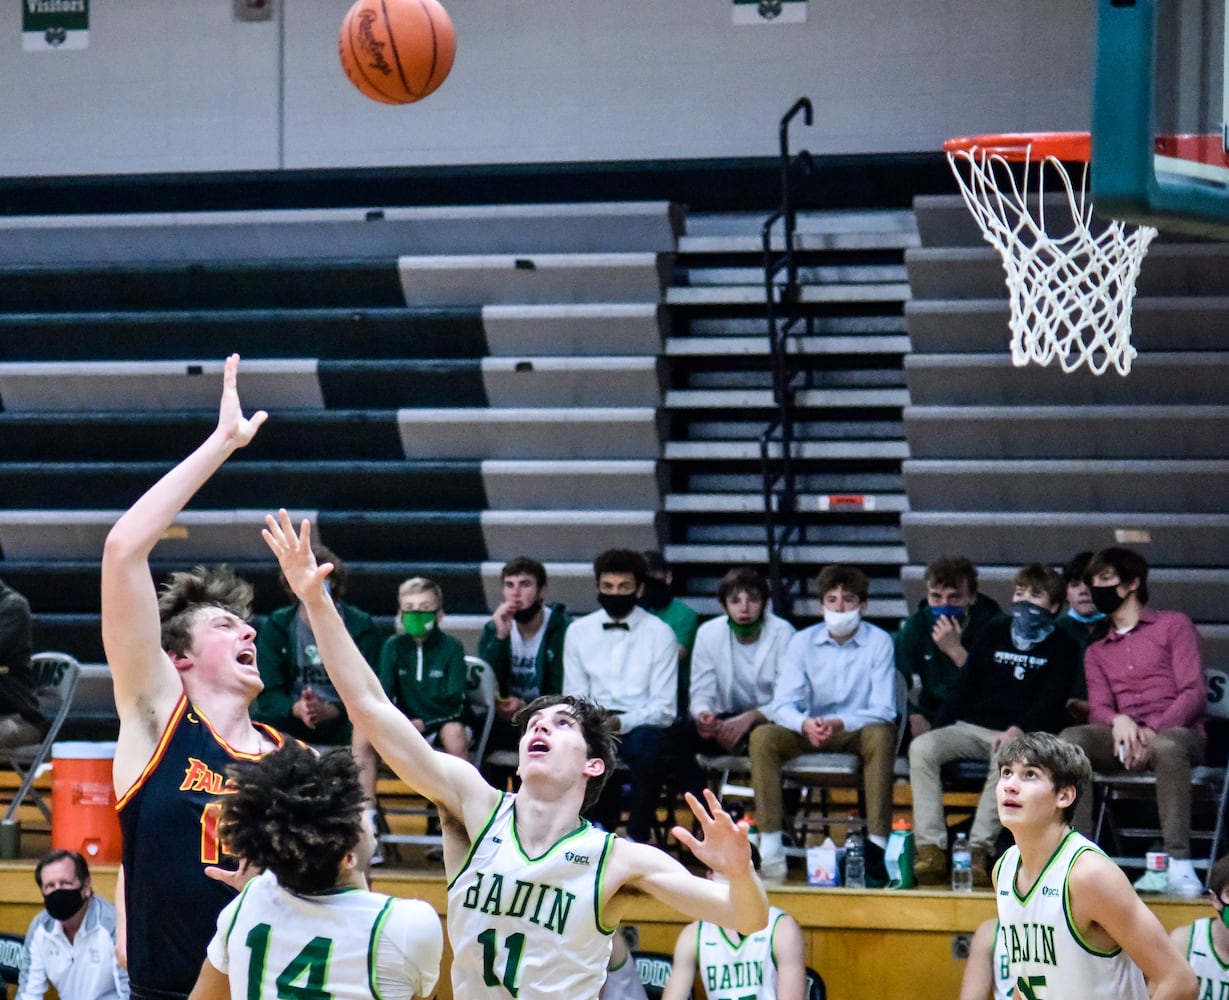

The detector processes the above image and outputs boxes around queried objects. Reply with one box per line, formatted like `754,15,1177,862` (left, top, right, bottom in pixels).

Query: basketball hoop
943,131,1158,376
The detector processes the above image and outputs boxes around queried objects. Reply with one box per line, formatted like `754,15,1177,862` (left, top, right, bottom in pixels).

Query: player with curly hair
102,356,290,1000
188,743,442,1000
262,509,768,1000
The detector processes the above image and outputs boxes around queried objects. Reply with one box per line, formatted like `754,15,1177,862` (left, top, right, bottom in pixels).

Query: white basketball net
946,144,1158,376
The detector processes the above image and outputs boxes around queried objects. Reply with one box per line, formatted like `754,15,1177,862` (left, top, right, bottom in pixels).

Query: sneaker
760,855,787,884
1133,868,1170,893
1168,861,1204,898
913,844,948,887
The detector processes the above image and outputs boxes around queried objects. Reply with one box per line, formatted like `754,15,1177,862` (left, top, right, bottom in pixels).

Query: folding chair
782,671,910,853
1,652,81,824
805,966,827,1000
378,655,495,855
1091,672,1229,884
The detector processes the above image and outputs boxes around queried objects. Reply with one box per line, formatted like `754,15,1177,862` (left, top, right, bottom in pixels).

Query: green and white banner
733,0,806,25
23,0,89,51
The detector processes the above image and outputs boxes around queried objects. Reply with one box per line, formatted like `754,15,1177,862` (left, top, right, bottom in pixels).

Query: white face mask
823,607,861,638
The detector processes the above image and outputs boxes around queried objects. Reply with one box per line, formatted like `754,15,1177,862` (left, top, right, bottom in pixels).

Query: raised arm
261,510,498,829
102,356,267,778
604,789,768,933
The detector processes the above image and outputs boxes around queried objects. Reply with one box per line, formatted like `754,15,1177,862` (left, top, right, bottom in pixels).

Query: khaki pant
1060,723,1205,859
748,721,897,839
909,721,1002,851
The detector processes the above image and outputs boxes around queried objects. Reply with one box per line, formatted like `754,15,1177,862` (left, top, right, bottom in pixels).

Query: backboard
1093,0,1229,237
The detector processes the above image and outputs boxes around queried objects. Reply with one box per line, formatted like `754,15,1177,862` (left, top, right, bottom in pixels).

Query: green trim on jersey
1196,917,1229,971
509,808,593,864
593,833,618,935
447,791,507,891
222,875,260,952
366,896,395,1000
1010,829,1080,905
1063,844,1123,958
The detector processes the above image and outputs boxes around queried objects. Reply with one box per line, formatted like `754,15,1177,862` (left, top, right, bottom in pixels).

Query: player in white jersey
992,732,1196,1000
958,918,1012,1000
261,510,769,1000
661,849,804,1000
189,743,442,1000
1170,854,1229,1000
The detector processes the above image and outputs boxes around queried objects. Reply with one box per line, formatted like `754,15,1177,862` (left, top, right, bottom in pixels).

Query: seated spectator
477,556,569,755
910,563,1079,887
661,847,806,1000
354,576,469,807
600,929,649,1000
749,564,897,884
18,850,128,1000
0,577,45,749
641,550,700,716
563,548,679,843
895,556,1003,740
1059,546,1207,897
253,544,383,746
686,566,795,756
1054,550,1110,725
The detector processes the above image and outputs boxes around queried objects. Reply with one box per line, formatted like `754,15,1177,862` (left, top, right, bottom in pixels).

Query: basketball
339,0,456,106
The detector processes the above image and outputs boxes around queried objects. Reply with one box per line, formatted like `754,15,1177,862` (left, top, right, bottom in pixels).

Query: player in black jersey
102,355,286,1000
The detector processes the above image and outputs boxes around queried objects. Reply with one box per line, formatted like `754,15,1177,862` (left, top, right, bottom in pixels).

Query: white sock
758,830,784,860
868,834,887,849
1169,858,1198,878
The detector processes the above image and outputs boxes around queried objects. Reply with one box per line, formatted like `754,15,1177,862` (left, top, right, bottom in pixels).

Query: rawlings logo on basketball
355,11,394,77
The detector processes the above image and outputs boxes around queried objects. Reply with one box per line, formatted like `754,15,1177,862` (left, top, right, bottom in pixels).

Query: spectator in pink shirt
1059,546,1207,897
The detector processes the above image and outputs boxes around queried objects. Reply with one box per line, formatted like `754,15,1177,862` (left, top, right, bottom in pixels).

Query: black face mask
44,886,86,922
1089,584,1127,616
597,591,638,621
512,600,543,624
637,577,672,611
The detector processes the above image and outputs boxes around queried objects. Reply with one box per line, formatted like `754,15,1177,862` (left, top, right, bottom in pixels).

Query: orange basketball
339,0,456,105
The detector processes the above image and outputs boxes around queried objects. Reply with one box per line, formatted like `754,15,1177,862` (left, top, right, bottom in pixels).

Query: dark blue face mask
928,604,965,623
1011,600,1056,649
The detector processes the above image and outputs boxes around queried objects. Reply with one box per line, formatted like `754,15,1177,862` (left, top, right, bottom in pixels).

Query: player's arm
771,913,807,1000
660,922,699,1000
1068,850,1198,1000
958,918,998,1000
102,355,267,786
605,790,768,933
187,960,229,1000
261,510,499,828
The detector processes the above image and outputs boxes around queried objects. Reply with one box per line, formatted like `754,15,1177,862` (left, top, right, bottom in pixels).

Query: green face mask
401,610,436,637
727,617,763,640
1219,902,1229,929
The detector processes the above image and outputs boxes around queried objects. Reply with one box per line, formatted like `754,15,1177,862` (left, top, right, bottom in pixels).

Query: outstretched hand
217,353,268,450
262,509,333,604
671,789,752,878
204,858,259,893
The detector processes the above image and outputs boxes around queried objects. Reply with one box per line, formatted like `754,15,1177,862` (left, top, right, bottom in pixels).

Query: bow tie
602,621,630,631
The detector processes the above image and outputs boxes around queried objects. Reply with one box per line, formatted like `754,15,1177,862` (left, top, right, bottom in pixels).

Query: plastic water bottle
844,832,866,889
951,832,973,892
